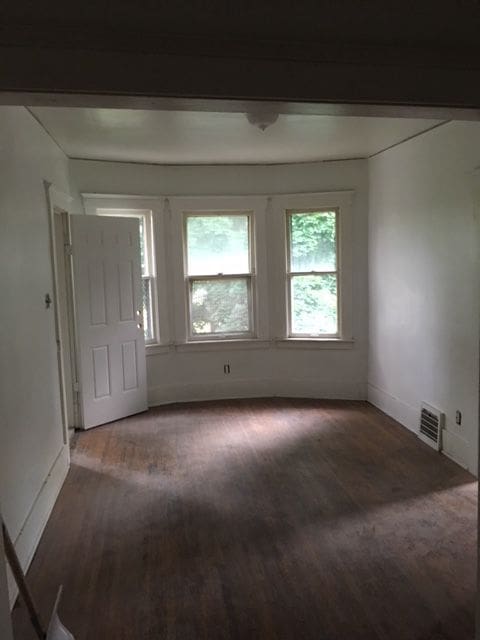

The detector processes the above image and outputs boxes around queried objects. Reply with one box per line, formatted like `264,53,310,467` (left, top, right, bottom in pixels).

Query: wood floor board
10,398,477,640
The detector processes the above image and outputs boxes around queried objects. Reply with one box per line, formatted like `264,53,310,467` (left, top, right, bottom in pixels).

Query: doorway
47,186,79,442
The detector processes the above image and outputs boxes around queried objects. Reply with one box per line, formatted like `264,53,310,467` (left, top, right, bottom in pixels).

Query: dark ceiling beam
1,23,480,115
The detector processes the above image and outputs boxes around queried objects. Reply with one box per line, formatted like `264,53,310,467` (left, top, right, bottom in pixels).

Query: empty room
1,99,479,640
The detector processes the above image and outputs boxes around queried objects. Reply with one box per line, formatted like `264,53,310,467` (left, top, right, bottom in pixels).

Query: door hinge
73,381,80,392
64,243,73,256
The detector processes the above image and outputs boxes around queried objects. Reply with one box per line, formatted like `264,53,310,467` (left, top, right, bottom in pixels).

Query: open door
70,215,148,429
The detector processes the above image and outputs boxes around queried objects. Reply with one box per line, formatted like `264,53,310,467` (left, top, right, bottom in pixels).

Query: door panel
118,260,135,321
121,341,138,390
88,261,107,325
92,345,111,398
71,215,148,429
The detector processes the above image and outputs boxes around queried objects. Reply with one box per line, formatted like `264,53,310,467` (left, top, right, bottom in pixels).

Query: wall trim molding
6,446,69,608
441,430,470,471
367,383,418,433
367,382,472,473
148,378,366,407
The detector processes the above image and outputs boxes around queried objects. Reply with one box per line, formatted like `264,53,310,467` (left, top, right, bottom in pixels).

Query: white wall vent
418,402,444,451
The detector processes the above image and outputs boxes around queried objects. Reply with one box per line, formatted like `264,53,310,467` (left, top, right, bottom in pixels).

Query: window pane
187,215,249,275
290,274,337,335
142,277,154,341
191,278,250,335
289,211,336,272
138,216,147,276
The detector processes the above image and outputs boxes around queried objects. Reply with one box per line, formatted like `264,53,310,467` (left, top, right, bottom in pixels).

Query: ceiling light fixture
246,109,279,132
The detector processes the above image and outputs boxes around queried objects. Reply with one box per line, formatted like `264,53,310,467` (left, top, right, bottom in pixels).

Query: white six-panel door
70,215,148,429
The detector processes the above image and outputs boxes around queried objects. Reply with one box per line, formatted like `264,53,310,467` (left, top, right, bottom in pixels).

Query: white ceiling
29,107,444,165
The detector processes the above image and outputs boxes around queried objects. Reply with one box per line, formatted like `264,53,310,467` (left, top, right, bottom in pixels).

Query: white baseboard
367,383,418,433
7,445,69,608
442,429,470,471
275,378,366,400
367,382,472,473
148,378,366,407
148,378,274,406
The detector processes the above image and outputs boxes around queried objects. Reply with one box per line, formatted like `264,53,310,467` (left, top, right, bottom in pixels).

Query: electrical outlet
455,410,462,426
223,363,231,374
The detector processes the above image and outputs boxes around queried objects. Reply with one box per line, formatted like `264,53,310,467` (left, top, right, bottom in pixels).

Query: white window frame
169,196,269,346
271,191,354,342
82,196,160,344
183,210,256,341
286,207,340,338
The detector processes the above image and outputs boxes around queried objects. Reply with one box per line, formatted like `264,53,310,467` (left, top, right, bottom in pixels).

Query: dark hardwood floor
11,399,477,640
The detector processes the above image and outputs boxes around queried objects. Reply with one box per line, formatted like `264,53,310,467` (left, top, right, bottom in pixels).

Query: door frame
45,182,80,442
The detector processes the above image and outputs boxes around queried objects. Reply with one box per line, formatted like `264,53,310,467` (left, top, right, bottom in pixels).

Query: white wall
0,107,70,605
70,158,369,404
368,121,480,474
70,158,367,200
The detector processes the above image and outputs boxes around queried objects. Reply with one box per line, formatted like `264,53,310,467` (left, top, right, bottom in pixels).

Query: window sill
145,343,172,356
176,339,271,353
275,338,355,350
146,340,270,356
146,337,354,356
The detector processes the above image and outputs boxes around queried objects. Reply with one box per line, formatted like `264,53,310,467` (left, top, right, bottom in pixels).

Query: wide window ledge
145,343,172,356
146,339,271,355
177,339,271,353
275,338,355,350
146,338,354,356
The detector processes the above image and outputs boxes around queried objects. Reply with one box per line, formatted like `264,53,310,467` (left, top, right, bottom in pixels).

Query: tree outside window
185,213,254,338
287,210,338,336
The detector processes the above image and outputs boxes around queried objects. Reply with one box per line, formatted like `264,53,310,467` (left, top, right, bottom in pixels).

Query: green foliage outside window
187,215,249,275
289,211,338,335
289,211,336,271
187,215,251,335
186,210,339,337
191,279,249,335
291,274,337,335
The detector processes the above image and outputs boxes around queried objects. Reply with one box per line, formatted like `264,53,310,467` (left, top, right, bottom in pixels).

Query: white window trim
144,337,354,356
286,207,340,338
82,194,166,345
169,196,270,344
184,210,255,341
270,191,354,342
82,192,354,351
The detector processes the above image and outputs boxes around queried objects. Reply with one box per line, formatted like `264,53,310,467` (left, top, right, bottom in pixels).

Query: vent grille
418,403,444,451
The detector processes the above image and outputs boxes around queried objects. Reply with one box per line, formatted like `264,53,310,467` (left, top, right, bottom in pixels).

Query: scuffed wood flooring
11,399,477,639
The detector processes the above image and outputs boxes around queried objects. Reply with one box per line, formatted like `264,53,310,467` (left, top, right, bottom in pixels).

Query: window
287,209,339,337
96,208,157,343
184,212,254,339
